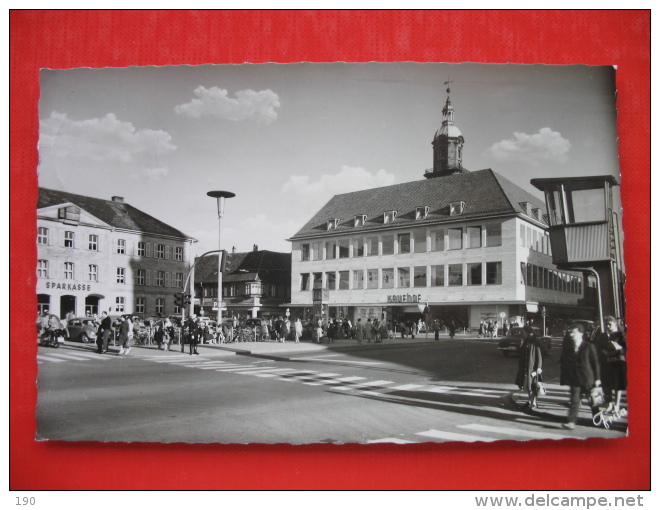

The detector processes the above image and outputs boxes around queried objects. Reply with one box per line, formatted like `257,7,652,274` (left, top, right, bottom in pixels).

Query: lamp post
207,190,235,326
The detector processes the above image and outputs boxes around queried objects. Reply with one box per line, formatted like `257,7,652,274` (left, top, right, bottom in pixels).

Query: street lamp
207,190,235,326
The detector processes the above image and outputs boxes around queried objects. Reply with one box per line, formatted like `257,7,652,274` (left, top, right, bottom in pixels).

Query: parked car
497,327,552,357
66,317,98,343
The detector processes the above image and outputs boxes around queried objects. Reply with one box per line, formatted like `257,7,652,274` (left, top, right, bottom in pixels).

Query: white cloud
174,86,281,124
39,112,176,163
282,166,396,213
144,167,169,179
487,128,571,165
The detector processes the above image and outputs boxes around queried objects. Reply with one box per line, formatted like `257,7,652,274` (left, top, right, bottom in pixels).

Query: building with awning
286,87,594,333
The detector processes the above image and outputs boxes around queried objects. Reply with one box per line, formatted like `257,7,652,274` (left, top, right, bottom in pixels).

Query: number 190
16,497,36,506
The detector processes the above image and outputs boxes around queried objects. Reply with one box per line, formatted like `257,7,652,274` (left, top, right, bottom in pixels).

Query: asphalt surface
35,336,628,444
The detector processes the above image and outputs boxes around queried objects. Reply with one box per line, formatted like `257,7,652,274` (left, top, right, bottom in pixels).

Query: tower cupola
426,81,467,179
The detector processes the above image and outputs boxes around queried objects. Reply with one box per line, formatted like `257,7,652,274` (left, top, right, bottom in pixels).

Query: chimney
111,196,124,203
253,244,258,252
232,246,236,254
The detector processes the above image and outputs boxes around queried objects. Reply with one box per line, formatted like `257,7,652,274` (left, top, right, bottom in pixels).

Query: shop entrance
85,296,100,316
60,295,76,318
37,294,50,315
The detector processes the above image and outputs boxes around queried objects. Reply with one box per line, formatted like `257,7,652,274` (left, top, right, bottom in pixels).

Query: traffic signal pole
181,249,223,325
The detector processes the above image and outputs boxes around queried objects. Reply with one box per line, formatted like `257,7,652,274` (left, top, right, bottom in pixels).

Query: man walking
96,311,113,354
560,323,602,429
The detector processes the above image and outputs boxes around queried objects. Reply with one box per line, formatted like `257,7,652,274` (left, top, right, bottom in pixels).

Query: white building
36,188,196,318
287,89,592,332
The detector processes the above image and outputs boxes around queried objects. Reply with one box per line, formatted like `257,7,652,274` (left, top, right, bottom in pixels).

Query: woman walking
515,327,543,408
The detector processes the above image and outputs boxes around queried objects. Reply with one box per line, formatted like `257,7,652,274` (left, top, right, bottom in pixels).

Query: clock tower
426,83,467,179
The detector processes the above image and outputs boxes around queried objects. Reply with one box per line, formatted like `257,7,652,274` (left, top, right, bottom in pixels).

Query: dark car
497,327,552,357
66,317,98,343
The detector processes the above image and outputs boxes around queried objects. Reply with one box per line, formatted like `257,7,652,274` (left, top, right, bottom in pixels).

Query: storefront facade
37,188,196,318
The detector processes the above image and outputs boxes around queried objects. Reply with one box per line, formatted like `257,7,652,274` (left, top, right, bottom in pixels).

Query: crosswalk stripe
61,351,109,360
367,438,417,444
37,355,66,363
388,384,425,391
458,423,570,440
251,369,300,377
416,428,497,443
302,373,342,385
336,380,395,391
451,391,501,399
234,367,293,374
417,386,458,393
42,352,99,361
213,365,263,372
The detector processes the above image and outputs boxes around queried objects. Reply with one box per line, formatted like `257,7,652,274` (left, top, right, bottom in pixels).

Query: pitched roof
194,250,291,284
38,187,193,239
289,169,546,239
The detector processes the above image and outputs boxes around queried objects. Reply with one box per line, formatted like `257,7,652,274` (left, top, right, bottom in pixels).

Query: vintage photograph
35,62,627,444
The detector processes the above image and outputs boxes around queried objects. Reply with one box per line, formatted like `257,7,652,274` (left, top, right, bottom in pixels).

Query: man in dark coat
96,311,113,354
560,323,602,429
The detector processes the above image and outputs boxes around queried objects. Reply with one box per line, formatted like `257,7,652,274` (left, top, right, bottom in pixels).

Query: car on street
497,326,552,357
65,317,98,343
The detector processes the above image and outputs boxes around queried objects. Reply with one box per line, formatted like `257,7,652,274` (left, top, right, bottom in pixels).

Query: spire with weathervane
426,80,467,179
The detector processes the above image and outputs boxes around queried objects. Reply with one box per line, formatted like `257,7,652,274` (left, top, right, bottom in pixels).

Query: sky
38,63,621,255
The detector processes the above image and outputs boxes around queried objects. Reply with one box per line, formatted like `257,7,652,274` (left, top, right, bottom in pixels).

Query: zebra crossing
37,349,112,364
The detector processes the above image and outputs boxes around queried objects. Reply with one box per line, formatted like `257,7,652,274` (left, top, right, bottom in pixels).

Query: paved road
35,338,628,444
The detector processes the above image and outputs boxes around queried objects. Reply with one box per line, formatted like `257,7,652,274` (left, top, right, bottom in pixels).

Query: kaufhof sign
387,293,423,303
45,282,94,291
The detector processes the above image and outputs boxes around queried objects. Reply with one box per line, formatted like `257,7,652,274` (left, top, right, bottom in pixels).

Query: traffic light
174,293,183,307
183,294,192,306
220,249,229,273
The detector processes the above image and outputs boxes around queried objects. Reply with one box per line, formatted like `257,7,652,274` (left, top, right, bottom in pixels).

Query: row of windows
520,224,552,256
37,227,184,260
134,297,180,315
300,224,503,262
521,262,583,295
37,260,183,287
299,262,503,291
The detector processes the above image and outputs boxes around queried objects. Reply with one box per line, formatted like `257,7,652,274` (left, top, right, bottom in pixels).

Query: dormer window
327,218,340,231
354,214,367,227
415,206,430,220
519,202,532,216
449,201,466,216
384,210,397,224
58,205,81,224
533,208,543,220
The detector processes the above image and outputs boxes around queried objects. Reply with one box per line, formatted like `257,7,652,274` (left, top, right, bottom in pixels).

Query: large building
36,188,196,318
287,89,594,330
192,247,291,319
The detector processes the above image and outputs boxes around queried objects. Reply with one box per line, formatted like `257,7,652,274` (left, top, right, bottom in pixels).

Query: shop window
486,262,502,285
300,273,311,291
448,264,463,286
397,233,411,254
382,235,394,255
467,263,482,285
448,228,462,250
338,271,349,290
301,244,310,261
467,227,482,248
430,265,445,287
382,268,394,289
367,269,378,289
413,266,427,287
37,227,49,245
353,270,364,289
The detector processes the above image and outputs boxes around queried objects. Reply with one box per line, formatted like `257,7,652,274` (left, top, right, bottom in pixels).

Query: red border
10,10,650,490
